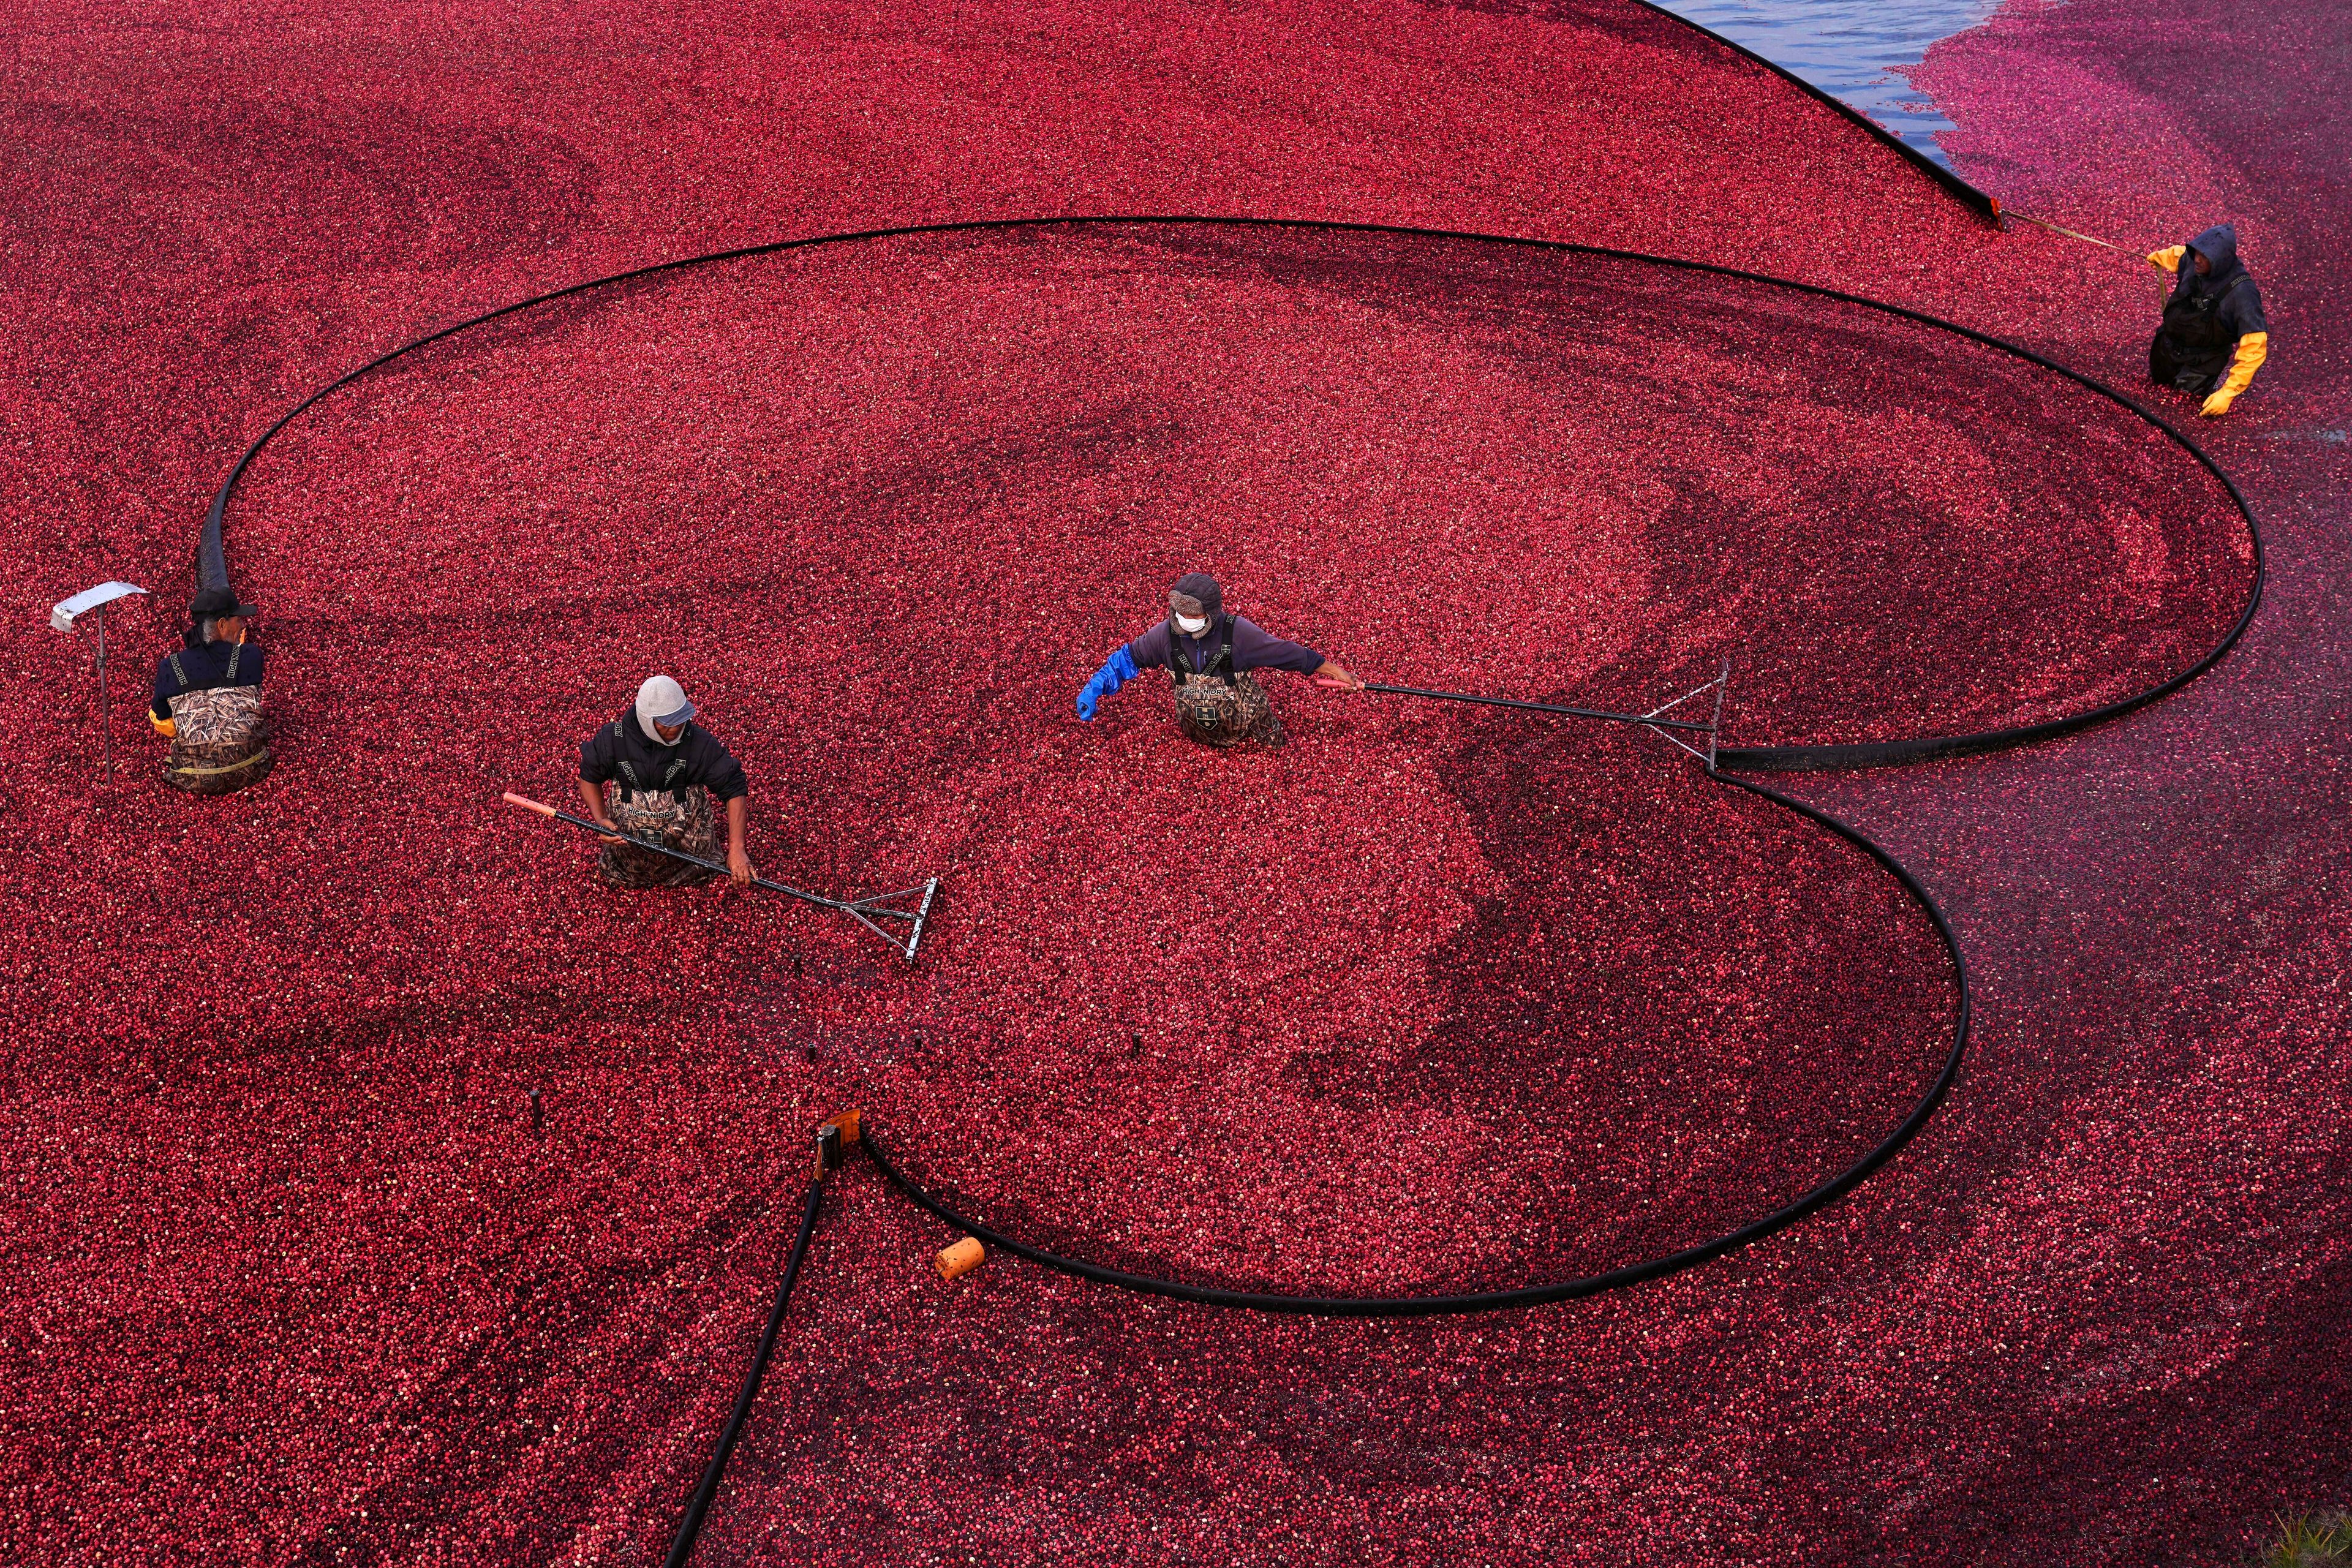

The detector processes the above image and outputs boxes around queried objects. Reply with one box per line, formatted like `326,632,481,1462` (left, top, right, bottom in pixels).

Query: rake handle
499,792,845,910
1363,683,1714,731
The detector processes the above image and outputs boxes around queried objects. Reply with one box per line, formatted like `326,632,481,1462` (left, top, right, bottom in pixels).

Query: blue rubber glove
1076,646,1141,720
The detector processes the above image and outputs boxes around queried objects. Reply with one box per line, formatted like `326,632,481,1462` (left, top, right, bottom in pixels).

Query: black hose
661,1175,827,1568
858,761,1970,1316
197,215,2260,774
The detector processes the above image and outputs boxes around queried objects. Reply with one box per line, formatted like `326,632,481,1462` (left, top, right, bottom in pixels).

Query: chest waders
598,722,720,888
1167,616,1285,748
2150,274,2250,394
161,642,274,795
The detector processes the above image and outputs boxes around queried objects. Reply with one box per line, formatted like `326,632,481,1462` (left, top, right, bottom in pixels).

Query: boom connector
812,1109,862,1180
1636,661,1733,771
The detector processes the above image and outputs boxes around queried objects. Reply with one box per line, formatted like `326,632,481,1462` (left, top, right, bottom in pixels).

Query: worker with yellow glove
2147,223,2268,418
149,585,274,794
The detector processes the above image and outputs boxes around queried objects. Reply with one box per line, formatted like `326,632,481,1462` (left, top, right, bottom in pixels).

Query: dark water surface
1650,0,2001,168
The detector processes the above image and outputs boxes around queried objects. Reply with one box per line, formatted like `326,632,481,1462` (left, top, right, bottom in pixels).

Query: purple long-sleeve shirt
1125,616,1324,678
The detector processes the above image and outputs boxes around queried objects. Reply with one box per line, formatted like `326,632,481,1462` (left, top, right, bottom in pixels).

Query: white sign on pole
51,581,148,632
49,581,148,773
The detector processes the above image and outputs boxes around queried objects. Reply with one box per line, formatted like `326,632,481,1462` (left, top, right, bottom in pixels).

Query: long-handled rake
500,793,940,962
1340,662,1733,769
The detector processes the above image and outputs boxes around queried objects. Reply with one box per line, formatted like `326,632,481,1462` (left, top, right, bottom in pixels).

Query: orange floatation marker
936,1237,985,1281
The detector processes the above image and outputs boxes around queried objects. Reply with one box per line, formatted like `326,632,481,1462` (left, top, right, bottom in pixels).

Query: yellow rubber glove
150,714,177,738
2201,331,2268,417
2147,244,2187,273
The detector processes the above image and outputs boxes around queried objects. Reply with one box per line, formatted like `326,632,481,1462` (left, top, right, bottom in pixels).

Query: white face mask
1175,612,1210,635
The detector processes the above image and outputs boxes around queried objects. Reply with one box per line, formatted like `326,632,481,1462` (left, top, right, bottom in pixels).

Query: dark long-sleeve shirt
151,633,265,720
1123,616,1323,679
578,708,750,801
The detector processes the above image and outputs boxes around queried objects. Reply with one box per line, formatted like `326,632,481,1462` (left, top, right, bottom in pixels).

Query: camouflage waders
1167,614,1287,748
1172,669,1286,748
160,644,273,796
597,780,721,889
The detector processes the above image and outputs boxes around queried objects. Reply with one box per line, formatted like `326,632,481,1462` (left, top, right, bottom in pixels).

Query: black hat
190,585,260,621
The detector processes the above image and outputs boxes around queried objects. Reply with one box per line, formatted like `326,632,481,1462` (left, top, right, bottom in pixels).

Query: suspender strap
1167,616,1240,687
168,643,247,693
612,756,692,802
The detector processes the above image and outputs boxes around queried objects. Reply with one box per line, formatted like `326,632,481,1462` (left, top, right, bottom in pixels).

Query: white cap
635,674,695,740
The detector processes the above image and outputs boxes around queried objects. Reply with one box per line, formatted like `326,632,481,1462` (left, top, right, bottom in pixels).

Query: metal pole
95,604,111,774
514,795,853,910
497,793,939,959
1707,660,1729,775
1365,682,1714,731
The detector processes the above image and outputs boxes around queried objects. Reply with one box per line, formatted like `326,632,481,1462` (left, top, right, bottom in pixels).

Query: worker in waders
2147,223,2268,417
150,586,273,795
1074,571,1364,747
576,676,755,889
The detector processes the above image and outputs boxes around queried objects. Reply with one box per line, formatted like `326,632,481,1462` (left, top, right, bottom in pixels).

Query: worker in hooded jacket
2147,223,2269,417
1074,571,1364,747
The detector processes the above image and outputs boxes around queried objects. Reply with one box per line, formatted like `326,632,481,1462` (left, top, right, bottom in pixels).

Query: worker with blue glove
1076,571,1364,748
